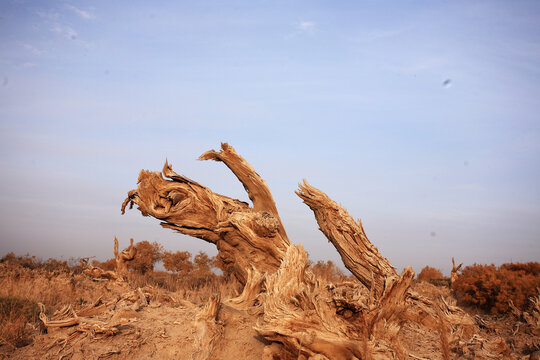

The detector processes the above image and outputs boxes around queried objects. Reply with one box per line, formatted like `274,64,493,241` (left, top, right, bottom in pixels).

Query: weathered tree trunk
114,237,136,279
450,257,462,288
82,237,136,280
296,180,397,298
122,143,484,359
122,143,290,284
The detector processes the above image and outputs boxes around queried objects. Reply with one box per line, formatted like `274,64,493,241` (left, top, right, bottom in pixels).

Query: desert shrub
1,253,39,270
1,252,87,274
194,251,212,274
96,258,116,271
309,260,346,283
42,258,70,273
0,296,41,348
67,257,87,274
128,241,163,274
210,255,234,279
418,266,444,282
453,262,540,314
500,262,540,276
162,251,194,275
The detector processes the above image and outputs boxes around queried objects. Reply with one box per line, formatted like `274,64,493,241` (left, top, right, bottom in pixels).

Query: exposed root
225,267,265,311
193,294,223,360
39,303,79,328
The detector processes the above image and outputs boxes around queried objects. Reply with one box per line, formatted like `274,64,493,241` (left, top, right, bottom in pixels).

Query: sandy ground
3,272,539,359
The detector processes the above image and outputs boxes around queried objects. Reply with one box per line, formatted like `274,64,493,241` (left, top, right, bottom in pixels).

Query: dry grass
0,296,41,349
0,258,239,353
126,271,241,303
2,253,539,359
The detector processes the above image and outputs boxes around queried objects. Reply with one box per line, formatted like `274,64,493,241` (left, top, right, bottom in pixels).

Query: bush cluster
0,296,41,348
308,260,348,283
417,266,444,282
453,262,540,314
1,252,85,274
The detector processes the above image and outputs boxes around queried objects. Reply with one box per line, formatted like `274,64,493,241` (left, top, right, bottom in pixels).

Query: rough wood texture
114,237,136,279
194,295,223,360
198,143,289,242
121,143,290,284
122,143,486,359
256,244,419,359
296,180,397,297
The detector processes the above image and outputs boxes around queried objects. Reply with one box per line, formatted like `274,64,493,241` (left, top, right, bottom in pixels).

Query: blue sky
1,0,539,275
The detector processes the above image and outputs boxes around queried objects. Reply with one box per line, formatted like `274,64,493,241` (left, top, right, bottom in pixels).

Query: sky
1,0,539,275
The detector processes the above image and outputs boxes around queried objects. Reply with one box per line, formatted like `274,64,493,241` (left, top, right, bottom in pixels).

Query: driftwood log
122,143,486,359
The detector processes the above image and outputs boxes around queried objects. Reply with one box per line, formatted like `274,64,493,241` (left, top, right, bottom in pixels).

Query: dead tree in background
122,143,486,359
114,237,136,279
450,257,463,288
82,237,136,280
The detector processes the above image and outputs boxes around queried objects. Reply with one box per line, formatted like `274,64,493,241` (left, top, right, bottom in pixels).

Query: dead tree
114,237,136,279
82,238,136,280
122,143,485,359
122,143,290,284
450,257,463,288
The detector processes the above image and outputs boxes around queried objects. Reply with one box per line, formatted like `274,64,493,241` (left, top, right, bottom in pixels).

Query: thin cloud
297,20,315,33
22,43,42,55
355,27,410,43
52,24,78,40
36,10,60,20
66,5,95,20
389,56,450,75
21,62,37,68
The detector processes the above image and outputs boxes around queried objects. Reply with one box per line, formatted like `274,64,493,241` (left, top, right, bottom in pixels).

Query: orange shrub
453,262,540,314
417,266,444,282
162,250,194,275
309,260,347,283
128,241,163,274
97,258,116,271
500,262,540,276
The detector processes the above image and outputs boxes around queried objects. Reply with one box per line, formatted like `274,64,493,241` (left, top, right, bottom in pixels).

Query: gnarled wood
114,237,136,279
225,267,265,310
122,143,486,359
450,257,462,288
296,180,396,297
194,295,223,360
198,143,289,242
121,143,290,284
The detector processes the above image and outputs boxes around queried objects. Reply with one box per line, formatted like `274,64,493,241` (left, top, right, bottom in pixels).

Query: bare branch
296,180,396,296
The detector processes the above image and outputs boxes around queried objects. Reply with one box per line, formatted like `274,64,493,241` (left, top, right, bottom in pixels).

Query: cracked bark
122,143,290,284
296,180,397,297
121,143,481,359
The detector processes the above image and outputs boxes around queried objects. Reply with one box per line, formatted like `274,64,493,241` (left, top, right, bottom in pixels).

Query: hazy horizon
1,0,539,276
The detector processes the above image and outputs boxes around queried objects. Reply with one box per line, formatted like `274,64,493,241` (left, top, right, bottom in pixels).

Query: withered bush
1,252,83,274
309,260,347,283
417,266,444,282
128,241,163,274
1,253,39,270
162,250,194,275
453,262,540,314
94,258,116,271
500,262,540,276
0,296,41,348
42,258,70,273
